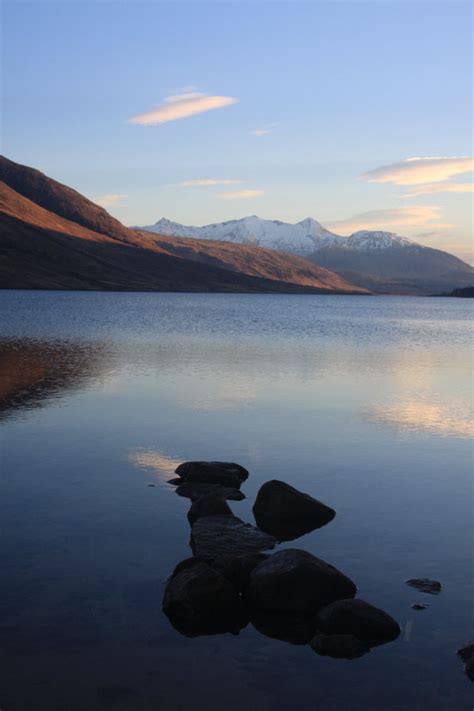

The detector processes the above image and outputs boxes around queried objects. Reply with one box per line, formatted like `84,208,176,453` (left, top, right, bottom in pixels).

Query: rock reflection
0,338,108,422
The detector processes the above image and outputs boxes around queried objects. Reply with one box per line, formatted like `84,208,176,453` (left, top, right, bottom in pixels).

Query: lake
0,291,472,711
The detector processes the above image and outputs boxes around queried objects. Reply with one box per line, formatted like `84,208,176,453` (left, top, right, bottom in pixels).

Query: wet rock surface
253,480,335,540
405,578,441,595
162,559,248,637
246,549,357,615
174,481,245,501
250,609,319,645
310,633,370,659
316,599,401,644
190,515,276,562
187,494,233,525
216,552,269,592
175,461,249,487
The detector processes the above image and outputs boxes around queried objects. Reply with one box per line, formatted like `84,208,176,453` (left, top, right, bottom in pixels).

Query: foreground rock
175,481,245,501
162,559,247,636
316,599,400,644
253,480,335,540
405,578,441,595
246,549,356,615
175,461,249,488
187,495,233,525
250,609,319,645
310,633,370,659
190,515,276,563
217,552,269,592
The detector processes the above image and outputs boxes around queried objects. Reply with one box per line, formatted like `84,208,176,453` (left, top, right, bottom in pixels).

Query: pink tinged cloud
327,206,452,234
403,182,473,197
219,189,264,200
362,156,474,186
93,194,127,208
128,92,238,125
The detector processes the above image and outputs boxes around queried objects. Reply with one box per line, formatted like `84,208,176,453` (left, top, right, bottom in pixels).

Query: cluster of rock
164,461,401,659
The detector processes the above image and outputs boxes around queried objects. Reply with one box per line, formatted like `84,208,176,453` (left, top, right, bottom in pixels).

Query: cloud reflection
369,398,473,439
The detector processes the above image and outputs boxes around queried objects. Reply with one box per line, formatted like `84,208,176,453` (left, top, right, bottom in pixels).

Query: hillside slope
0,157,366,294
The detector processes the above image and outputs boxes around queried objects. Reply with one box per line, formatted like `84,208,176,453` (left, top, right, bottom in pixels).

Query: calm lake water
1,291,472,711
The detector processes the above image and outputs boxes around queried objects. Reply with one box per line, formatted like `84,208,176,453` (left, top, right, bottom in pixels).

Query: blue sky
2,0,473,262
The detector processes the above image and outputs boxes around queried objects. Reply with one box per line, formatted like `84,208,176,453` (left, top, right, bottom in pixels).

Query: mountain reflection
0,338,108,422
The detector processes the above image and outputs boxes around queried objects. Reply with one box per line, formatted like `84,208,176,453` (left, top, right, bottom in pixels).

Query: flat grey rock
405,578,441,595
190,515,276,562
175,481,245,501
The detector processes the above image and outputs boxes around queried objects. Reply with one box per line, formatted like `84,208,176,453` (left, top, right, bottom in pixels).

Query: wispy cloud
327,206,452,234
362,156,473,186
179,178,243,187
93,194,127,208
403,182,473,197
128,91,238,125
219,189,264,200
252,128,271,136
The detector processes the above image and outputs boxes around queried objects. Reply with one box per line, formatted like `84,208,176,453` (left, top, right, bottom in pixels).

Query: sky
2,0,473,263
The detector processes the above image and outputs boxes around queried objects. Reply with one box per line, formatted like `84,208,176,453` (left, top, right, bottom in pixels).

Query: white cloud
179,178,243,187
219,189,264,200
129,91,238,125
327,206,452,234
93,194,127,208
252,128,271,136
362,156,473,186
403,182,473,197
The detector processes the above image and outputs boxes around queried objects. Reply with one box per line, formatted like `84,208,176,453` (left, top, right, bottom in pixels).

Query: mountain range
141,216,473,295
0,156,365,294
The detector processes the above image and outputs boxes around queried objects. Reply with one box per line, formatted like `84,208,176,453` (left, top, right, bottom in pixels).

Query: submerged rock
457,642,474,662
190,515,276,562
250,609,319,645
162,559,247,637
253,480,335,541
412,602,430,610
316,599,400,644
405,578,441,595
175,461,249,488
465,656,474,682
187,495,233,525
310,633,370,659
175,481,245,501
246,549,356,615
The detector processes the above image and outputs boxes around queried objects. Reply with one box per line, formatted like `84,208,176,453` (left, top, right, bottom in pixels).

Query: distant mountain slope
141,216,473,295
0,157,365,294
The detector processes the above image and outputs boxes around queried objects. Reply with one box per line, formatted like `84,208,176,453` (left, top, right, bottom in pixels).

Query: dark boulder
250,609,319,645
405,578,441,595
465,655,474,682
457,642,474,662
246,549,356,615
175,461,249,488
162,559,247,637
316,599,400,644
217,553,269,592
190,515,276,563
175,481,245,502
253,480,335,540
310,633,370,659
187,495,233,525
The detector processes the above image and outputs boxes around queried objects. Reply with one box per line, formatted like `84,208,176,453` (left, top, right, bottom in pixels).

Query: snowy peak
140,215,421,256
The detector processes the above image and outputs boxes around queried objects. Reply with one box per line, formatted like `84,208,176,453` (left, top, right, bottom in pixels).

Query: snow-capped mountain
138,216,473,295
140,216,423,256
141,215,347,255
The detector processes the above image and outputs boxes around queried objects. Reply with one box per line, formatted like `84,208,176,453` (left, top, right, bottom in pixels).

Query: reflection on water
1,292,473,711
0,337,109,422
369,398,474,439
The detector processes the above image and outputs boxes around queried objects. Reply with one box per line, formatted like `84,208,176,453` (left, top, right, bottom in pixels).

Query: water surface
1,291,472,710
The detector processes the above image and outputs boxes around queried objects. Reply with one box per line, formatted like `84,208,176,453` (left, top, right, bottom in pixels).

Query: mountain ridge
140,215,473,294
